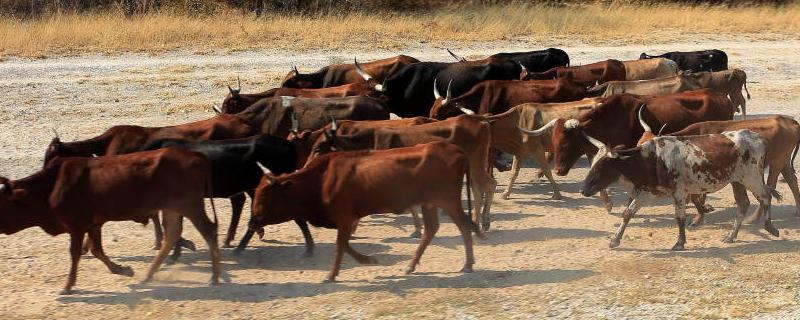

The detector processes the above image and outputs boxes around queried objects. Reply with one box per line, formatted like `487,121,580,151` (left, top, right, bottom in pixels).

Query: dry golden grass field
1,3,800,319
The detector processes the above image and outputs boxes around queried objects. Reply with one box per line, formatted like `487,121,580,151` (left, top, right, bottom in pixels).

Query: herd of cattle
2,47,792,295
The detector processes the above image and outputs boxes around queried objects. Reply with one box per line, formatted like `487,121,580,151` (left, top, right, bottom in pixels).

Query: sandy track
0,40,800,319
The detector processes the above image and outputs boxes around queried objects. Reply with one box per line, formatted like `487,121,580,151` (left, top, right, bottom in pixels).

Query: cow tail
744,80,751,100
791,138,800,172
464,161,480,235
205,171,218,227
771,188,783,203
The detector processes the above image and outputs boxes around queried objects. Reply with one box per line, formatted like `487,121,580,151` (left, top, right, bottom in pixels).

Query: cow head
287,130,316,169
311,116,340,156
547,118,589,176
639,53,652,59
249,163,294,229
354,58,386,93
281,65,322,88
0,178,46,235
581,134,637,197
429,79,474,119
43,132,65,168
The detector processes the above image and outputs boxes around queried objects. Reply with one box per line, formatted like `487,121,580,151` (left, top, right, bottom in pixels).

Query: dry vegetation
0,2,798,57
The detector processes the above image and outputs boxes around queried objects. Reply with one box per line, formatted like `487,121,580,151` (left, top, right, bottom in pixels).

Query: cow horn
657,123,668,136
518,62,528,77
290,111,299,133
237,75,242,91
517,119,559,136
564,119,580,130
354,58,373,81
91,153,99,158
459,107,475,115
582,132,616,158
375,78,387,92
0,184,5,193
292,65,300,74
256,161,279,184
212,105,222,114
638,105,652,133
443,79,453,106
228,85,239,96
50,128,60,139
433,78,443,100
330,116,338,131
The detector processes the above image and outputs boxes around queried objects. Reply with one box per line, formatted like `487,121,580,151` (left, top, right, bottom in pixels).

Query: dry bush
0,1,798,57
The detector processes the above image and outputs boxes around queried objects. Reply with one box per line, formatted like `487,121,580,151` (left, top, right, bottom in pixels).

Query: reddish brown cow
428,78,587,120
236,142,481,282
520,59,627,87
281,55,419,88
0,148,221,294
218,82,379,115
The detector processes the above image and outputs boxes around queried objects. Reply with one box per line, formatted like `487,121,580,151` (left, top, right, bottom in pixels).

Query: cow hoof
221,243,234,249
765,222,780,237
501,193,511,200
481,223,490,232
404,266,415,275
256,228,266,240
409,230,422,239
700,204,715,214
609,239,621,248
180,239,197,251
59,289,75,295
460,266,473,273
151,244,161,250
322,277,336,283
551,193,563,200
721,237,736,244
114,266,135,277
671,243,686,251
604,203,614,214
140,277,152,285
209,278,220,286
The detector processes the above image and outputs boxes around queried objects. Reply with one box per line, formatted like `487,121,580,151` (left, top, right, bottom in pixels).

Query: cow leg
151,215,163,250
409,206,423,238
671,199,688,251
532,150,561,200
324,224,352,283
781,165,800,217
222,193,246,248
295,219,315,257
500,155,522,200
723,183,750,243
168,218,185,264
439,200,477,273
598,190,613,214
745,168,780,224
405,204,440,274
610,195,643,248
473,164,497,232
233,228,256,255
689,194,714,227
61,231,86,295
143,211,182,284
182,205,222,285
87,226,133,277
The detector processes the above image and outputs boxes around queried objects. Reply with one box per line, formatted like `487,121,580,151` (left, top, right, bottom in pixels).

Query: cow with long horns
281,55,419,89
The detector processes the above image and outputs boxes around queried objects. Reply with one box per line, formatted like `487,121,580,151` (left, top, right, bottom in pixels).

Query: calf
489,98,603,199
684,69,751,117
0,148,221,294
428,77,587,120
308,115,497,231
141,134,313,251
237,142,481,282
520,59,627,87
639,49,728,72
620,58,678,81
581,129,777,250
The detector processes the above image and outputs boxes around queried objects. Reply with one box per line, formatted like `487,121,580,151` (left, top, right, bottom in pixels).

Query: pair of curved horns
517,119,559,137
433,78,453,105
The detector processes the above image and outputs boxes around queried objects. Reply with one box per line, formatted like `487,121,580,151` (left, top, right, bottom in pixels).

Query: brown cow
520,59,627,87
487,98,603,199
218,82,379,115
309,115,497,231
233,96,390,138
44,114,254,249
620,58,678,81
542,90,735,212
281,55,419,88
684,69,751,117
587,72,703,99
0,148,221,294
236,142,481,282
638,116,800,224
429,77,587,120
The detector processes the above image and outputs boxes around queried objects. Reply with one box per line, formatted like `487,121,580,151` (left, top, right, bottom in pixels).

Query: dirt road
0,40,799,319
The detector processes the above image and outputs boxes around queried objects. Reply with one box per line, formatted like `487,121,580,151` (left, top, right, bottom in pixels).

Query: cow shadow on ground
381,226,607,249
641,239,800,265
614,204,800,232
56,268,596,305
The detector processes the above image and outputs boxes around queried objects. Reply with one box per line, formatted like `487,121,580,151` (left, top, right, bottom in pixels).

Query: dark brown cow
638,116,800,223
684,69,751,117
281,55,419,88
429,78,587,120
308,115,497,231
0,148,221,294
288,117,436,168
541,90,735,212
218,82,379,115
236,142,481,282
233,96,390,138
520,59,627,87
587,72,703,98
44,114,254,249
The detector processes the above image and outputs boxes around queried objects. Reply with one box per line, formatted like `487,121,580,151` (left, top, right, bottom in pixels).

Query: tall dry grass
1,2,798,57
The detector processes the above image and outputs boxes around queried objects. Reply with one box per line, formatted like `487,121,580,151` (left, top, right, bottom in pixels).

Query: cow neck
615,149,662,195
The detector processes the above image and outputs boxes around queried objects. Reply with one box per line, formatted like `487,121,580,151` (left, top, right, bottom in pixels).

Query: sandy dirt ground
1,40,800,319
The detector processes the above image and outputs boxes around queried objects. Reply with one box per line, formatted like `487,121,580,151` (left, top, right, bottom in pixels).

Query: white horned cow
580,129,779,251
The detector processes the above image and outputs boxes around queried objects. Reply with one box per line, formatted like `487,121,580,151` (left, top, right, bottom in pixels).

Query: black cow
434,57,522,100
374,62,453,117
639,49,728,72
141,135,315,256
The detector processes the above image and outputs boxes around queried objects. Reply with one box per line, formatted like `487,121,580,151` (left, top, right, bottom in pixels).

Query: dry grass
0,3,799,57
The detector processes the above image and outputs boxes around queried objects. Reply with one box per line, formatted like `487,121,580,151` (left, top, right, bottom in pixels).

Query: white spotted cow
580,129,779,251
